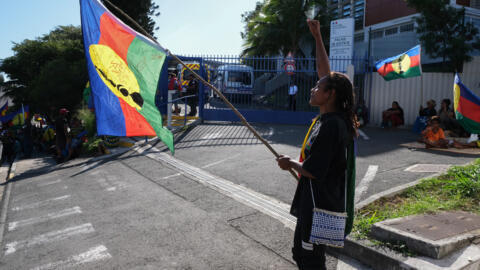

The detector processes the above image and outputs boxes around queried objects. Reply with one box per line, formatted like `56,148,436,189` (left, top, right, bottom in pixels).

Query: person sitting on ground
438,99,452,126
419,99,437,117
445,110,469,137
381,101,404,128
413,100,437,133
420,117,448,148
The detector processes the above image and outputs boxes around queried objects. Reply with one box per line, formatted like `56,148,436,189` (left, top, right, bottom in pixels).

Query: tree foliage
0,2,161,115
406,0,480,72
241,0,331,57
0,26,87,114
102,0,160,36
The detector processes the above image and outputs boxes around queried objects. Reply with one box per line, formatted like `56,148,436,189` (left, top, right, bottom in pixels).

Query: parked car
213,65,254,98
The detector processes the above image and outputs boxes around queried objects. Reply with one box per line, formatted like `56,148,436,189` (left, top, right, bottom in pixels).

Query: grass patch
352,159,480,252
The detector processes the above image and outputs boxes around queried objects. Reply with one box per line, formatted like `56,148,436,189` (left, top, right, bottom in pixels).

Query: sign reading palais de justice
329,18,354,73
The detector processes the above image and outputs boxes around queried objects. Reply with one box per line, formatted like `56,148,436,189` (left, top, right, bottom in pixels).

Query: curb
327,238,414,270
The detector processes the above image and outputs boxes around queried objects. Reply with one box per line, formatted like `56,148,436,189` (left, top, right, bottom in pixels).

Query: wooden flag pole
103,0,300,181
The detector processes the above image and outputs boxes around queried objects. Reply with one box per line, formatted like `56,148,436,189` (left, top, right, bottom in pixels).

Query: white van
213,65,254,96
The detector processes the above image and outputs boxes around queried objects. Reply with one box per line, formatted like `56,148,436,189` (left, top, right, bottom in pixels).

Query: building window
385,27,398,36
343,10,351,16
355,6,364,12
355,0,364,6
400,23,414,32
343,4,351,10
354,33,364,42
372,30,383,39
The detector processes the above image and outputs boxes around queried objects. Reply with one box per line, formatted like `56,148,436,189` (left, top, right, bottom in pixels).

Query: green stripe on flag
127,37,174,153
455,111,480,134
383,66,421,81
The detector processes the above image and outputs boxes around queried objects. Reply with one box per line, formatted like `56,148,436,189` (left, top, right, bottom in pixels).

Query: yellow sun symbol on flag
392,54,411,75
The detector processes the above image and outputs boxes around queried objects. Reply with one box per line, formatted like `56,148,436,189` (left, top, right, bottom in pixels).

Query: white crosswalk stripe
5,223,95,255
30,245,111,270
11,195,71,212
8,206,82,231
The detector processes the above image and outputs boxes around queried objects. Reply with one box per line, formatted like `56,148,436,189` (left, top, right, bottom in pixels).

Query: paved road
151,123,477,205
1,153,367,269
1,122,475,269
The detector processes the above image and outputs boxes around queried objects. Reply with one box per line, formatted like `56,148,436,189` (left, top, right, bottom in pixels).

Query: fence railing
157,55,370,124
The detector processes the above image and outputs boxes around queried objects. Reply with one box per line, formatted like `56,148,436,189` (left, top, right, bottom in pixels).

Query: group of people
0,108,88,166
168,72,199,117
380,98,477,149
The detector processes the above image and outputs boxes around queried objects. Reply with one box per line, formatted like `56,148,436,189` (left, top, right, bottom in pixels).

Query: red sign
284,52,295,75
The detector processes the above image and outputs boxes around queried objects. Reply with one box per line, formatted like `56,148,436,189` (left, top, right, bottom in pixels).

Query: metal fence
158,55,369,125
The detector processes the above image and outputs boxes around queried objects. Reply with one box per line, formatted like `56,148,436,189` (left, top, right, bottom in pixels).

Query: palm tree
241,0,331,57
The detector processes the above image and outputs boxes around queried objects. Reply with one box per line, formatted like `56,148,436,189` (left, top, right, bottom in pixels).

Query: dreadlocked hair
324,72,359,138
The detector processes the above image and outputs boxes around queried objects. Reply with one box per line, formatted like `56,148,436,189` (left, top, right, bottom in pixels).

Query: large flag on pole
375,45,422,81
80,0,174,153
453,74,480,134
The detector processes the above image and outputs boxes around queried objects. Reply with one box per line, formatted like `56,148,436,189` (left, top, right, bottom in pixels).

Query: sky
0,0,259,61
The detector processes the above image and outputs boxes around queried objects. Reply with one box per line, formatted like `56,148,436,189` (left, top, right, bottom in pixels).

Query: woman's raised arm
307,19,330,79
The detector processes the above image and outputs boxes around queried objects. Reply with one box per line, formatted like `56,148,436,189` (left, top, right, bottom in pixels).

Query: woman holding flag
276,19,357,269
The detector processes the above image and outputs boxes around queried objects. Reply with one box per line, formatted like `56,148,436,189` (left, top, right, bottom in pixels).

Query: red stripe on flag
377,63,394,77
118,99,156,136
458,96,480,122
98,13,136,63
409,54,420,67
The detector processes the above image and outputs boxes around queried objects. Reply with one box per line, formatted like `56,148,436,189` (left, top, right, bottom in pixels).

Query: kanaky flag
454,74,480,134
80,0,174,153
375,45,421,81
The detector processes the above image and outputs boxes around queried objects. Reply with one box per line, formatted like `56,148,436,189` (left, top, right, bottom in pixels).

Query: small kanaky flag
375,45,421,81
80,0,174,153
454,74,480,134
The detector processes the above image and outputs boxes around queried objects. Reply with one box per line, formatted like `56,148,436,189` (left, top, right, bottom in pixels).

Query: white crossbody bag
308,178,347,248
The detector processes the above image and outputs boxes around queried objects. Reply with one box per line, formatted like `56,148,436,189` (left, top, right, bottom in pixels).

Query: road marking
404,164,451,173
358,129,370,140
37,179,62,187
355,165,378,203
30,245,112,270
11,195,71,211
8,206,82,231
5,223,95,255
134,144,296,229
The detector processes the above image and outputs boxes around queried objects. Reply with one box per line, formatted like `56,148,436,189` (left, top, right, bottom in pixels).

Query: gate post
199,58,205,122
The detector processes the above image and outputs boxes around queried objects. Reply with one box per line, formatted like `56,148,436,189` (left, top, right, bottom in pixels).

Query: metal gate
159,55,370,125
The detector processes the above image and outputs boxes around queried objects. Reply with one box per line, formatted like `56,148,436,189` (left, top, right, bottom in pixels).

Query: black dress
290,112,349,270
